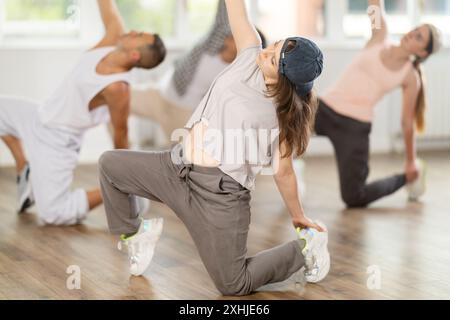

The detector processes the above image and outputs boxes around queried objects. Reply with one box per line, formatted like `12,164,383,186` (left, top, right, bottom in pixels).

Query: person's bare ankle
16,162,27,175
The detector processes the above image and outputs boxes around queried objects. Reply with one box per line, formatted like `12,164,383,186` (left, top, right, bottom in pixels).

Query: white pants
0,96,89,225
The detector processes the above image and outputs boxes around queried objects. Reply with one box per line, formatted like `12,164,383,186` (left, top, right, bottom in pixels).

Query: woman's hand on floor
293,216,326,232
405,161,419,183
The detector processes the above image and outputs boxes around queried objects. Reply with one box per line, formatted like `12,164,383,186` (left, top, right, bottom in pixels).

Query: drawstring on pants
178,164,193,204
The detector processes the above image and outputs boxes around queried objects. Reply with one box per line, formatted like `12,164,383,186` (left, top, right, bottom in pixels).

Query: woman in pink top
316,0,442,208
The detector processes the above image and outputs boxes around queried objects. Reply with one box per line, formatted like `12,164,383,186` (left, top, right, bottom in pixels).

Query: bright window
344,0,410,38
225,0,450,43
420,0,450,34
0,0,448,46
115,0,219,40
116,0,176,37
186,0,218,38
2,0,80,38
255,0,325,40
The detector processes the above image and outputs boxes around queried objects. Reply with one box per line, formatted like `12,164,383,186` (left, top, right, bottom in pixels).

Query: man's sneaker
406,159,427,202
297,221,330,283
17,163,34,213
118,218,164,276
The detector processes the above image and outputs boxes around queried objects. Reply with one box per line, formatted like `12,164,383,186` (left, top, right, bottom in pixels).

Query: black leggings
315,99,406,208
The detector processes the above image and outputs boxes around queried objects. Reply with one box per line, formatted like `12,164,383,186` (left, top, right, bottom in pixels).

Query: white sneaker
297,221,330,283
17,163,35,213
406,159,427,201
118,218,164,276
293,159,307,197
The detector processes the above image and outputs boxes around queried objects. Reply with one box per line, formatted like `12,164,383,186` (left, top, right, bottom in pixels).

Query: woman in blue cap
98,0,329,296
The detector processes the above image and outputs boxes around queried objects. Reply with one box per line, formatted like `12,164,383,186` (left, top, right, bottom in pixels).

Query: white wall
0,44,449,166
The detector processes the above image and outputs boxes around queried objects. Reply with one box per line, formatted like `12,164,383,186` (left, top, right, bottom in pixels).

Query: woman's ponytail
413,60,426,133
411,23,442,133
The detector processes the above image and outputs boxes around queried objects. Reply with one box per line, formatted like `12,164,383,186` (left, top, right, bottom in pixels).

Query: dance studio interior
0,0,449,302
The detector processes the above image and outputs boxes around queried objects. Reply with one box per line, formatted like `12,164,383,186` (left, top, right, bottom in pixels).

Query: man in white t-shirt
129,0,267,143
0,0,166,225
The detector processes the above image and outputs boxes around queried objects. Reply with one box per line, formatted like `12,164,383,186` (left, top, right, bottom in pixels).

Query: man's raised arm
94,0,127,48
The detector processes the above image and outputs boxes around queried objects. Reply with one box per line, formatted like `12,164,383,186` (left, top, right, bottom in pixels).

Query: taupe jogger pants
99,144,305,296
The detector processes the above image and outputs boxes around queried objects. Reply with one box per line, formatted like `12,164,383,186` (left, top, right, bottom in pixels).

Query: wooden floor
0,151,449,300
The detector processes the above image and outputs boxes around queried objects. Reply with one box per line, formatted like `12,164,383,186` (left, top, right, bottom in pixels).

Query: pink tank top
322,41,412,123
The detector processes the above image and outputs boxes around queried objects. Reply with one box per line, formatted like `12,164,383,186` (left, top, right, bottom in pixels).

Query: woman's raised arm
225,0,261,53
367,0,388,46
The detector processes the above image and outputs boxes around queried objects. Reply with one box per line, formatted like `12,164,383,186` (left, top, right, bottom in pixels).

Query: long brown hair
412,24,442,133
413,60,426,133
267,74,318,158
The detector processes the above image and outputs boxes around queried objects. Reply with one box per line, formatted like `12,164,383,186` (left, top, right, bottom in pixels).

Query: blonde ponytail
412,23,442,133
413,60,426,133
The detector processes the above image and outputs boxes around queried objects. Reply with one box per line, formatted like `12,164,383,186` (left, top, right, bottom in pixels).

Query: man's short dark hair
137,34,167,69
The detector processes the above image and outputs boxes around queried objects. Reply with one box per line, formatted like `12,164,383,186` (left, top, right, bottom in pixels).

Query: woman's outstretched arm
273,142,324,232
225,0,261,53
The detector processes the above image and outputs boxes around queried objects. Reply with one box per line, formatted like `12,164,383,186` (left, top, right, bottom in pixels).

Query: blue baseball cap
279,37,324,97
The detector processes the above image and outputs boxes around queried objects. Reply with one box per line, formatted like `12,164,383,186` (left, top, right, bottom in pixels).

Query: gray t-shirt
185,46,279,190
